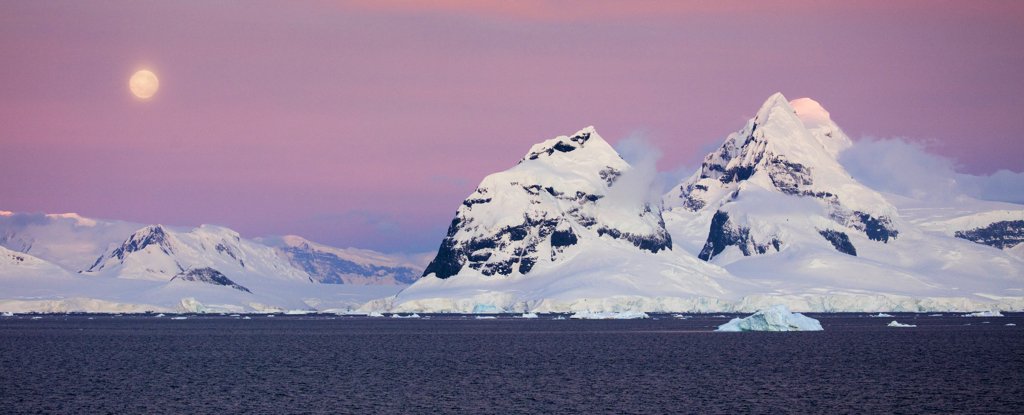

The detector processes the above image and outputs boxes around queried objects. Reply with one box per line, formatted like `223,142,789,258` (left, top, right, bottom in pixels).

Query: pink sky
1,1,1023,252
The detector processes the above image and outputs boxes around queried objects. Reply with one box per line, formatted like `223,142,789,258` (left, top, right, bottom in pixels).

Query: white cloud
838,137,1024,204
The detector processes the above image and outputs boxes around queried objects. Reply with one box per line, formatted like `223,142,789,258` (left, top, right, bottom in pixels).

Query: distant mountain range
0,211,423,312
2,93,1022,313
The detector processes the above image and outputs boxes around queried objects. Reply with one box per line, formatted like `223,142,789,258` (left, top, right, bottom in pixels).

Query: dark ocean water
1,313,1022,414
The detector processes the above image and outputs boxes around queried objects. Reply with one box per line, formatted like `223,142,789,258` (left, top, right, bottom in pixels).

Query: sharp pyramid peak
520,126,619,164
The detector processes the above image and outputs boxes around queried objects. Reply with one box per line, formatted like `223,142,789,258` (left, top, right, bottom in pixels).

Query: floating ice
870,313,894,318
367,311,385,318
30,316,42,320
518,313,539,319
1,312,14,317
1007,323,1017,326
963,310,1004,317
242,316,252,320
391,313,421,319
154,313,166,318
170,316,188,320
475,316,497,320
716,305,823,332
570,311,650,320
887,320,916,328
928,314,943,317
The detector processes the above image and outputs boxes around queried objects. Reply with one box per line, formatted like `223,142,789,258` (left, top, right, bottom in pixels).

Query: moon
129,69,159,99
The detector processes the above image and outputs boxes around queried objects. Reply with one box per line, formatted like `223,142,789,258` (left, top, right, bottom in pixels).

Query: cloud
839,137,1024,204
609,133,665,209
956,169,1024,205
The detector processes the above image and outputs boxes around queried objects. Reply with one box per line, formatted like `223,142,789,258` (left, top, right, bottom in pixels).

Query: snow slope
259,235,423,285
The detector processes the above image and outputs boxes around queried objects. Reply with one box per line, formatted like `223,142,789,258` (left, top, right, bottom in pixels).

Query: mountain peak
520,126,617,164
789,97,830,127
757,92,791,113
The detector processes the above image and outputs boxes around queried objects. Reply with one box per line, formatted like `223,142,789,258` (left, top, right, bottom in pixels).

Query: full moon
129,69,159,99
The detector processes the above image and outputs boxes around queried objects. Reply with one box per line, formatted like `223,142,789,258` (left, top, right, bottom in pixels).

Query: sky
1,1,1023,253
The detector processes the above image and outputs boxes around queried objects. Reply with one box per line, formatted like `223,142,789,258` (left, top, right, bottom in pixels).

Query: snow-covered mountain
259,235,423,285
0,211,142,271
660,93,1024,310
385,127,752,313
370,94,1024,314
83,224,310,289
0,212,418,312
664,94,899,260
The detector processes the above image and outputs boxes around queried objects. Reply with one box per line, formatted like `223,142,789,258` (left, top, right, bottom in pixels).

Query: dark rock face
171,267,251,293
112,226,172,260
819,229,857,256
698,211,781,261
955,220,1024,249
851,212,898,243
280,246,421,285
524,131,592,161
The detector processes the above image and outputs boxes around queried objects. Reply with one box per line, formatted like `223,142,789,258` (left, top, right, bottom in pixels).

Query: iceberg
887,320,916,328
391,313,421,319
475,316,496,320
518,312,539,319
963,310,1004,317
569,311,650,320
170,316,188,320
870,313,894,318
367,311,385,318
1007,323,1016,326
1,312,14,317
716,305,823,332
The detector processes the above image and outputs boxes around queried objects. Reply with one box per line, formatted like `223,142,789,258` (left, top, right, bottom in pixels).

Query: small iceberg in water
570,311,650,320
475,316,497,320
391,313,421,319
518,312,539,319
963,310,1003,317
887,320,916,328
154,313,166,318
170,316,188,320
1,312,14,317
716,305,823,332
870,313,894,318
